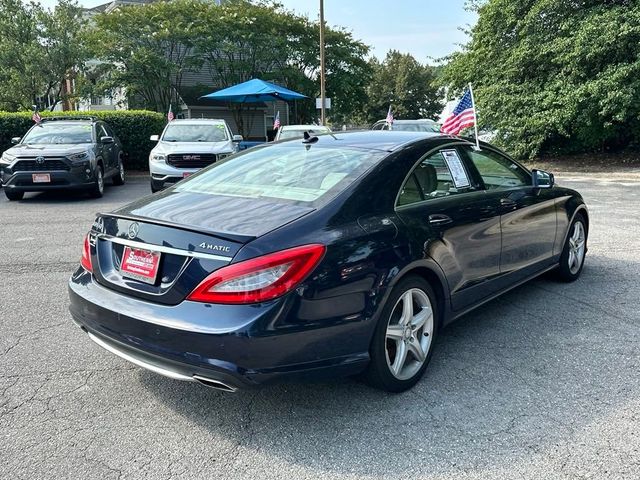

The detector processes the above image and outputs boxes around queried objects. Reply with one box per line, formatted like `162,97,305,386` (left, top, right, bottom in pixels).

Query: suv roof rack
41,116,97,122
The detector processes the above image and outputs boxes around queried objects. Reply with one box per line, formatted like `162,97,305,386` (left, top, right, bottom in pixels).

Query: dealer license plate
120,246,161,284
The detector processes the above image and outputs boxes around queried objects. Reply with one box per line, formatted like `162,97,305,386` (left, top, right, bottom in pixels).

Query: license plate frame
32,173,51,183
120,246,161,284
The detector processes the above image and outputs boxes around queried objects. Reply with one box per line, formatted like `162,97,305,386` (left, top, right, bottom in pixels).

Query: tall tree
0,0,87,111
363,51,442,124
443,0,640,158
87,0,208,112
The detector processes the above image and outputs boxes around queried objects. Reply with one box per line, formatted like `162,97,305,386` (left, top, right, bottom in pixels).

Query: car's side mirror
532,169,554,188
232,134,243,142
100,136,114,144
149,135,160,142
11,137,21,144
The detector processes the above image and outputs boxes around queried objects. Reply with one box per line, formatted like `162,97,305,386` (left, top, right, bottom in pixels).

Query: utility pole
319,0,326,126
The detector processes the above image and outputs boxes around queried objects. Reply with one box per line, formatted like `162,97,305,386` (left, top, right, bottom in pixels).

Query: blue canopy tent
200,78,308,103
200,79,308,145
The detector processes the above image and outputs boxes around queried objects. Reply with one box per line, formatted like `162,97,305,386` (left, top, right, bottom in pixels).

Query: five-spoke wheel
365,275,438,392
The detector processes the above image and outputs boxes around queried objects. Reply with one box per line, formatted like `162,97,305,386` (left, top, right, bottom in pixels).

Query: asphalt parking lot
1,173,638,480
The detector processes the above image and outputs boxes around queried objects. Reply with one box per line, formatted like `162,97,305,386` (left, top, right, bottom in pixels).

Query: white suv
148,119,242,192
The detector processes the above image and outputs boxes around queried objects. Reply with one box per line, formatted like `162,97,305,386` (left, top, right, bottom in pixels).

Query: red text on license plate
120,246,161,284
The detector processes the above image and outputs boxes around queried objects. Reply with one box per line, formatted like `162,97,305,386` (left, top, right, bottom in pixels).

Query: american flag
273,110,280,129
167,104,174,122
441,89,475,135
385,105,394,125
32,110,42,124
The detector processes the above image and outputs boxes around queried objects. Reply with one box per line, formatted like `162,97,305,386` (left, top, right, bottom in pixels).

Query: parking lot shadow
137,255,639,476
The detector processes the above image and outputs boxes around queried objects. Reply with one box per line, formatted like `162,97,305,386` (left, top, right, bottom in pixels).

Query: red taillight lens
81,234,92,272
187,244,326,304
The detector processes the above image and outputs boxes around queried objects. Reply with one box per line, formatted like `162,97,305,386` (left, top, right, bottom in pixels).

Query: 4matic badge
199,242,231,253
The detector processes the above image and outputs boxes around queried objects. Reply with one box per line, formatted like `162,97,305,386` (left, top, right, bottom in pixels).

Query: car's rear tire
364,275,439,392
90,165,104,198
554,213,587,282
5,190,24,201
112,157,125,186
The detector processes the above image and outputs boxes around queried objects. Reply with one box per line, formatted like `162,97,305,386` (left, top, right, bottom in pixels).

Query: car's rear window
176,145,385,204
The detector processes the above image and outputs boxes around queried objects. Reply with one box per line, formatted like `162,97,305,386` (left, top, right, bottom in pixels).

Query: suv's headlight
151,153,166,162
218,152,232,161
0,152,16,165
67,151,93,162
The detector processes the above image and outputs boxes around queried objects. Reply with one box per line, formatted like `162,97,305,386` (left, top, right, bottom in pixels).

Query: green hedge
0,110,166,170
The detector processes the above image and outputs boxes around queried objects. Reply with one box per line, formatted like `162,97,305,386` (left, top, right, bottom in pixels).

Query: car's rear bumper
1,169,95,191
68,269,371,390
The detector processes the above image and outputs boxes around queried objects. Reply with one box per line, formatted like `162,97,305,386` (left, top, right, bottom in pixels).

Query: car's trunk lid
89,191,314,304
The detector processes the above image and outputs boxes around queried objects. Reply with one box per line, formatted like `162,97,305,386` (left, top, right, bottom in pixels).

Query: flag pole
468,82,480,150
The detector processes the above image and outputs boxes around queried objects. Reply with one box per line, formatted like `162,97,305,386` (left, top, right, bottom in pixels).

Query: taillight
81,234,92,272
187,244,326,304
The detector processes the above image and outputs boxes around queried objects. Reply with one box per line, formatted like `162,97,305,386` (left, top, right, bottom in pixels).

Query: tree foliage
363,51,442,124
0,0,87,111
87,0,206,113
87,0,371,130
443,0,640,158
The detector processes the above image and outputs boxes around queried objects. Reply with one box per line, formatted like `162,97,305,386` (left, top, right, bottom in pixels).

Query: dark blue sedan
68,131,589,392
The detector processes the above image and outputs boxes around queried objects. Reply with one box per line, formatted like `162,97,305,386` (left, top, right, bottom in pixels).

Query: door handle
428,214,453,225
500,198,517,208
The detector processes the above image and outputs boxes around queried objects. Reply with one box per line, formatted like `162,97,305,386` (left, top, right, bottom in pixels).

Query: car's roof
167,119,227,125
272,130,458,152
376,119,438,124
280,124,330,130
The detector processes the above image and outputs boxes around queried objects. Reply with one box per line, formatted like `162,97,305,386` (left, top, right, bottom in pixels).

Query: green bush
0,110,165,170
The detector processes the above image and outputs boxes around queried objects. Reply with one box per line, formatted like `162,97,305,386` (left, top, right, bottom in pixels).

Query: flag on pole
440,89,475,136
167,104,174,122
32,109,42,124
273,110,281,129
385,105,394,125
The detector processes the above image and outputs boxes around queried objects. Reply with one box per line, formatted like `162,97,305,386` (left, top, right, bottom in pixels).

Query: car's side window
372,122,384,131
397,149,473,206
465,148,530,190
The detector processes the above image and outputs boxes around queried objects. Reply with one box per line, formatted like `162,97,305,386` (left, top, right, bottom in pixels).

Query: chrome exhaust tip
192,375,237,393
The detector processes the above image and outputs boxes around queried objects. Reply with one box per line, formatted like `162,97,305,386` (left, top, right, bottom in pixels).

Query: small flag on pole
167,104,174,122
32,108,42,124
273,111,280,129
440,88,476,136
385,105,394,125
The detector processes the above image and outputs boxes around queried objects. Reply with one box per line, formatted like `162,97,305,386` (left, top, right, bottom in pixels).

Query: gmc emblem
183,155,200,161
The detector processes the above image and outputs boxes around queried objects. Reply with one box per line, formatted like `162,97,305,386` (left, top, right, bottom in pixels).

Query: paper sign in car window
441,150,470,188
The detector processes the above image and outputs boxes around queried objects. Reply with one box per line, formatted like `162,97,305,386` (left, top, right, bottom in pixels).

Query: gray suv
0,117,125,201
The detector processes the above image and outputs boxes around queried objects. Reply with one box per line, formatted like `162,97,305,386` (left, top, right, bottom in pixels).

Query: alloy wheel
385,288,434,380
97,168,104,194
568,221,586,274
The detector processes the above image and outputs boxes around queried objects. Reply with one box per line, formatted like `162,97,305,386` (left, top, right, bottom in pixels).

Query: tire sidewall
366,275,439,392
557,213,587,281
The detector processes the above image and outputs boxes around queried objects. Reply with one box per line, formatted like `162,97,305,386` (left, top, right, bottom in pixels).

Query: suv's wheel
150,179,162,193
364,275,439,392
5,189,24,201
554,213,587,282
90,165,104,198
112,157,125,186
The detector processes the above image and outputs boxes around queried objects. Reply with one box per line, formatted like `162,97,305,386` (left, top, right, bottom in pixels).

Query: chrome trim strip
97,234,233,262
87,331,194,381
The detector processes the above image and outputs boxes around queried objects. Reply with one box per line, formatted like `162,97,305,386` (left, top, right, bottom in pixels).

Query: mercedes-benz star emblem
35,156,45,165
127,222,139,239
